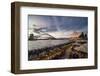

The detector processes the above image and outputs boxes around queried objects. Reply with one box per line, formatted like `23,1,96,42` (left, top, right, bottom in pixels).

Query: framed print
11,2,98,74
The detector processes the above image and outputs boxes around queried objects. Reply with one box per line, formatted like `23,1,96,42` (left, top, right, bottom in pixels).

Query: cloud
28,15,88,32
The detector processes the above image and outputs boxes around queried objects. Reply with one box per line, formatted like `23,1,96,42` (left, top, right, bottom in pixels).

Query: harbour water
28,39,70,51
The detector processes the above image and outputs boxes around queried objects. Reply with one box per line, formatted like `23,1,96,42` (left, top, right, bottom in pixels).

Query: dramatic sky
28,15,88,33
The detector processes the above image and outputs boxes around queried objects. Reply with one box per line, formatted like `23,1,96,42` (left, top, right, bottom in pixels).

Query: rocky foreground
28,39,87,60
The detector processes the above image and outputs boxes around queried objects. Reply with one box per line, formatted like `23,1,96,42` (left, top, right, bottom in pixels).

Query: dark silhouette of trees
84,34,88,40
29,34,34,40
79,32,87,40
79,32,84,39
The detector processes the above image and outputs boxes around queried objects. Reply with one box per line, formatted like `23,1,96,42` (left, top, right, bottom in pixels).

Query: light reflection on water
28,40,70,50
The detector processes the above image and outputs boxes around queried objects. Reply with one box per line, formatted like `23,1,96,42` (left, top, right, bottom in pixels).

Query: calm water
28,39,70,51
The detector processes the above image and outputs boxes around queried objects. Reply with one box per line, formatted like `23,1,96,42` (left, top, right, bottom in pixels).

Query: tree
29,34,34,40
79,32,85,39
33,24,36,27
84,34,88,40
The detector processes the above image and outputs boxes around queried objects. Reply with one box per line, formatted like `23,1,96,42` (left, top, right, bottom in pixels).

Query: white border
20,7,95,70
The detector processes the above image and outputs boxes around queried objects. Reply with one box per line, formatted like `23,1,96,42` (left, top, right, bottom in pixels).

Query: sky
28,15,88,33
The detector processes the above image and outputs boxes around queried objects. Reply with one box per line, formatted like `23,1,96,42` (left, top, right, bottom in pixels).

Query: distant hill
67,32,81,38
66,31,87,40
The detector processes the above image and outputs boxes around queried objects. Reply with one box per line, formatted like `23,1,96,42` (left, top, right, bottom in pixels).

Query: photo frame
11,2,98,74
